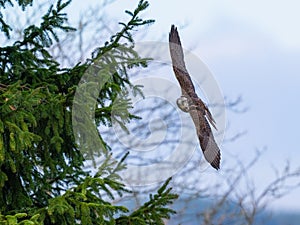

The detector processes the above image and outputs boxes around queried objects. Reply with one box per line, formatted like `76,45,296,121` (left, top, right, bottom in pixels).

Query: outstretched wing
169,25,196,97
169,25,216,128
169,24,221,170
189,108,221,170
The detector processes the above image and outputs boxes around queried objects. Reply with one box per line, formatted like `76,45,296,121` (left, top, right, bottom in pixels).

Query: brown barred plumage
169,25,221,170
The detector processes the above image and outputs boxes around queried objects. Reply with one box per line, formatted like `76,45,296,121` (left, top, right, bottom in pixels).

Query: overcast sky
65,0,300,211
6,0,299,212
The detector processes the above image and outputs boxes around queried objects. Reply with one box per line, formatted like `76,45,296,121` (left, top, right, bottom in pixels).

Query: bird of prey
169,25,221,170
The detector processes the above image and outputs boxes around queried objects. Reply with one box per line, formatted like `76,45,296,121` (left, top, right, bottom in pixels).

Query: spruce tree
0,0,178,224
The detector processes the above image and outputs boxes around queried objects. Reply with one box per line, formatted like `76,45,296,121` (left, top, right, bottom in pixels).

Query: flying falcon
169,25,221,170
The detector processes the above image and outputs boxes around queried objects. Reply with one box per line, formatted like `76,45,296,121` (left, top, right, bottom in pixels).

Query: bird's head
176,96,190,112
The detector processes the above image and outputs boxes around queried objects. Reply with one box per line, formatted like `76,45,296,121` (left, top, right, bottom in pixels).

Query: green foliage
0,0,34,38
0,0,178,224
116,178,179,225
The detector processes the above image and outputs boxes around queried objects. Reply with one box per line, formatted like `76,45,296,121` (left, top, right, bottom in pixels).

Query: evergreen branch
0,1,179,224
21,0,75,48
0,16,12,38
116,178,178,225
92,0,154,59
0,0,34,38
